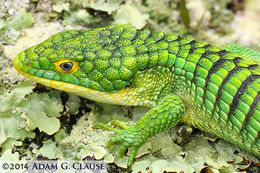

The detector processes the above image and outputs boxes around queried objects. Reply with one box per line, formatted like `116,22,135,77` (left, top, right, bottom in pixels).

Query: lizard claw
92,122,124,134
110,120,129,130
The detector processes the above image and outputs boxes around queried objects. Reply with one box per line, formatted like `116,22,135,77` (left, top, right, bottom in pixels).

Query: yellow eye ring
54,59,78,74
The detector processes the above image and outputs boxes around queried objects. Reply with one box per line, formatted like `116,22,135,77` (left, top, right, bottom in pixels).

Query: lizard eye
54,59,78,74
60,62,73,71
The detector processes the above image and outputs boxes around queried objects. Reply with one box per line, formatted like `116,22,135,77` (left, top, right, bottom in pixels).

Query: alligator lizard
13,24,260,168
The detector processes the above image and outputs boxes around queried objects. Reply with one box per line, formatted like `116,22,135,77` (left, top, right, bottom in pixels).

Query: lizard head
14,24,162,106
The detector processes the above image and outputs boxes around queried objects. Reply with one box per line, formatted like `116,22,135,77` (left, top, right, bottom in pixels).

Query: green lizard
13,24,260,168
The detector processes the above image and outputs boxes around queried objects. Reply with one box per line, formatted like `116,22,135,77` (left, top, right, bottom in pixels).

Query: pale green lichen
0,81,63,154
0,7,35,44
5,8,35,31
85,0,123,15
0,149,19,161
113,2,149,29
33,140,63,159
53,2,70,13
0,81,35,150
20,93,63,135
66,93,81,114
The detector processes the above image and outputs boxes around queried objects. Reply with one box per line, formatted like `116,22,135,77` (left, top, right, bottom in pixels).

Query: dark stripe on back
189,44,211,83
240,90,260,144
210,61,242,119
190,50,210,86
202,57,234,108
226,74,259,127
190,54,206,94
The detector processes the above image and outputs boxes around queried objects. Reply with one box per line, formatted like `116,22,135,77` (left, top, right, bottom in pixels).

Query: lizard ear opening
54,59,78,74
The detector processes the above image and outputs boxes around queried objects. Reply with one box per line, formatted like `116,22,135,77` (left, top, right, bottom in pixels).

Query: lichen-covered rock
0,0,260,172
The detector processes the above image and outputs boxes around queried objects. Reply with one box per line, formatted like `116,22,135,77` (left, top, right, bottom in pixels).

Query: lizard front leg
93,94,185,169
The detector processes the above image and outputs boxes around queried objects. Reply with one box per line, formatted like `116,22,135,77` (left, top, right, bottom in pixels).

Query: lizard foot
93,120,144,169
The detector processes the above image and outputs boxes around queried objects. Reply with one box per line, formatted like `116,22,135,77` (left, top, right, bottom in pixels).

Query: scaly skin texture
13,24,260,168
